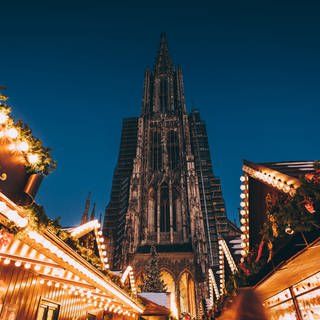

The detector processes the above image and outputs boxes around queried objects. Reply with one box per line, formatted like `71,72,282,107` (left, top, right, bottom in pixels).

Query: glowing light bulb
44,267,51,274
15,261,22,267
24,263,31,269
34,264,41,271
4,258,10,265
5,127,18,138
27,153,40,164
240,185,246,190
284,185,290,193
240,193,246,199
17,141,29,152
0,201,7,211
0,112,8,124
240,176,245,182
40,279,45,284
47,280,52,286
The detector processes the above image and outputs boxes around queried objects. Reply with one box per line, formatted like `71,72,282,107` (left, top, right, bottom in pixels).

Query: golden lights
0,200,28,228
69,220,109,270
239,174,249,257
208,268,220,303
243,165,298,197
121,266,137,295
27,230,143,313
0,250,141,315
0,107,42,167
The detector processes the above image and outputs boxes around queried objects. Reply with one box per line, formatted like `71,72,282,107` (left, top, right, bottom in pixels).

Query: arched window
179,271,196,317
161,269,175,295
161,270,178,318
172,188,179,232
168,131,180,170
150,131,162,171
148,188,156,233
160,184,170,232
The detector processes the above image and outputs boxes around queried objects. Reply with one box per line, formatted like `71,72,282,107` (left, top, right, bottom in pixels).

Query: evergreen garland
0,104,56,175
261,165,320,248
15,120,56,175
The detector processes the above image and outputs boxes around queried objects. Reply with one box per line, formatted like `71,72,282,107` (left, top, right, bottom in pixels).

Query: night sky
1,0,319,227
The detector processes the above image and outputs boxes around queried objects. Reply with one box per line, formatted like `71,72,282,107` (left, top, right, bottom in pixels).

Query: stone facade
104,34,237,317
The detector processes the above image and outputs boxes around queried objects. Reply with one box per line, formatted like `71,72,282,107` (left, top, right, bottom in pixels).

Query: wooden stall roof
138,295,171,316
0,191,144,315
255,236,320,300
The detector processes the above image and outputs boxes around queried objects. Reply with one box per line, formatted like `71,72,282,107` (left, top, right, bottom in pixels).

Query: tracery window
168,131,180,170
160,184,170,232
172,188,179,232
150,131,162,171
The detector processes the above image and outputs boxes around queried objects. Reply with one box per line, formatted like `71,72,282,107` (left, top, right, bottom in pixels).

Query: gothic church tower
104,34,234,317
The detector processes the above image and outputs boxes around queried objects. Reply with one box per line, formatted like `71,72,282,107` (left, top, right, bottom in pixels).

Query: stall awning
256,237,320,299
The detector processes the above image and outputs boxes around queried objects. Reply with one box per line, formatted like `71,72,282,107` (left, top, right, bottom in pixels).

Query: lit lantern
27,153,40,164
0,112,8,124
5,127,18,139
0,201,7,211
17,141,29,152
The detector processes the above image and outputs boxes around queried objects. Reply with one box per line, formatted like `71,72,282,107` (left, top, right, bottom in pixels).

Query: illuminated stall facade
240,160,320,320
0,99,143,320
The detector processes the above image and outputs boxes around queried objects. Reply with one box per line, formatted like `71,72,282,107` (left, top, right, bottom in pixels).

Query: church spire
81,192,91,224
90,203,96,221
141,34,186,115
154,32,173,75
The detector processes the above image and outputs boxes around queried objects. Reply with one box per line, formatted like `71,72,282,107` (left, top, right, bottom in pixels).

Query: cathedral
103,34,238,317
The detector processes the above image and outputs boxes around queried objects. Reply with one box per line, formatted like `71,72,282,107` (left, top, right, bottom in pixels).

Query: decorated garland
0,100,56,175
260,164,320,261
0,225,14,249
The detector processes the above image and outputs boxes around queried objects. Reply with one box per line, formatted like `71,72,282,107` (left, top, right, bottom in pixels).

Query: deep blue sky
1,0,319,226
